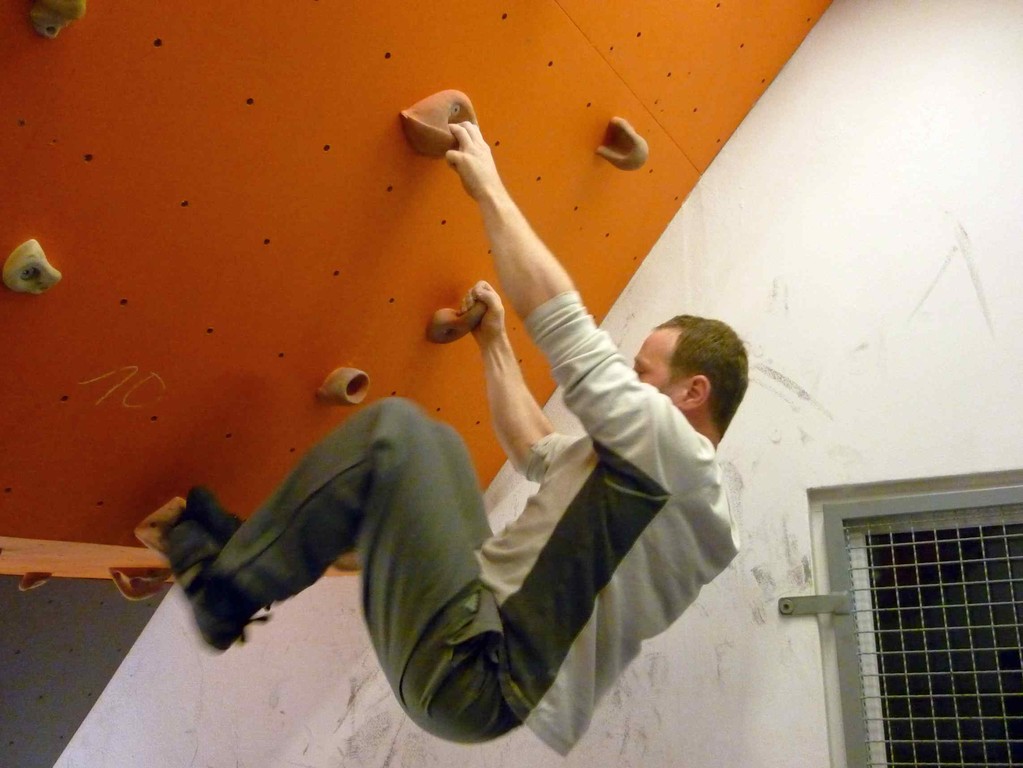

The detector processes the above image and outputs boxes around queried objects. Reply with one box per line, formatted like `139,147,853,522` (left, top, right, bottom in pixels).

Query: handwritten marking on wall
78,367,167,408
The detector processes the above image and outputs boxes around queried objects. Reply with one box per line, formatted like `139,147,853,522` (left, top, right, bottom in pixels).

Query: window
820,482,1023,767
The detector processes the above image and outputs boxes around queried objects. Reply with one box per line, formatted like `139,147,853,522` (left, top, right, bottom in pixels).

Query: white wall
57,2,1023,766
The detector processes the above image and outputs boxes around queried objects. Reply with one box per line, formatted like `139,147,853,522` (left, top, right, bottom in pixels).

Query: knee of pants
371,396,425,423
373,397,447,441
334,397,423,440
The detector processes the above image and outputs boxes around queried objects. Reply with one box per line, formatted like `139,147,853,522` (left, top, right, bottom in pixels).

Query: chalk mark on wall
751,565,777,594
378,716,406,768
342,710,395,763
714,640,735,681
750,363,833,420
78,367,167,408
334,648,385,735
720,460,744,520
909,217,994,337
769,277,790,316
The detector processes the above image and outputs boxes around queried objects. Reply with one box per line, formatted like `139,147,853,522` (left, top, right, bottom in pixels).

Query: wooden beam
0,536,358,581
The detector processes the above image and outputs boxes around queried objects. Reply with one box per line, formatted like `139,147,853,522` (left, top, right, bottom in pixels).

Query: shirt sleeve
525,292,718,495
524,432,579,484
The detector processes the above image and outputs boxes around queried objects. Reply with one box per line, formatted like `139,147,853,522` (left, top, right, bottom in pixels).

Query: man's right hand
446,123,507,204
462,280,506,347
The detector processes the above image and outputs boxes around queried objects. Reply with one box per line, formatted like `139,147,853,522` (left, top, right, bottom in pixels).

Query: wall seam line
550,0,702,177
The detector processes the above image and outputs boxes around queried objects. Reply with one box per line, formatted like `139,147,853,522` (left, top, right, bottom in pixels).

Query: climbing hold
110,567,172,601
426,300,487,344
596,117,649,171
134,496,186,555
29,0,86,38
3,239,62,294
332,551,360,572
317,367,370,405
400,90,478,157
18,572,52,591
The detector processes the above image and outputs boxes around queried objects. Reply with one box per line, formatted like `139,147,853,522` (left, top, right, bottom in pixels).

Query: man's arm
464,281,554,473
446,123,575,323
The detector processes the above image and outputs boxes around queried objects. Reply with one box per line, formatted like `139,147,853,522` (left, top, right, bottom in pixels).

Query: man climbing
149,121,748,754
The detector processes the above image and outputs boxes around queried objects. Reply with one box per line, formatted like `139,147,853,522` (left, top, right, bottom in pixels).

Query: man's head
633,315,748,446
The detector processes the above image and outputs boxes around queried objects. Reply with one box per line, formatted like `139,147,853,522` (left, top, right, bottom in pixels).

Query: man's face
633,328,682,393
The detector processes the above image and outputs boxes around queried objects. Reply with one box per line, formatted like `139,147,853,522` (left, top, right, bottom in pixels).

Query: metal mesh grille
845,505,1023,767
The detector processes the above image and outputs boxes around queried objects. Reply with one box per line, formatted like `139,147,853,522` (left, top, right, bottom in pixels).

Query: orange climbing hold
400,90,478,157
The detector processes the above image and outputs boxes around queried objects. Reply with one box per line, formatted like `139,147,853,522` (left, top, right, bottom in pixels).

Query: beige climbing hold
400,90,478,157
317,367,370,405
4,239,62,294
597,117,649,171
18,572,52,591
332,551,360,572
110,567,172,601
426,300,487,344
29,0,86,38
134,496,187,556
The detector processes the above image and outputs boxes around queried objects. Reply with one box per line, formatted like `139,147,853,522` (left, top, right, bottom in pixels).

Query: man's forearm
446,122,577,322
480,331,554,473
477,188,576,323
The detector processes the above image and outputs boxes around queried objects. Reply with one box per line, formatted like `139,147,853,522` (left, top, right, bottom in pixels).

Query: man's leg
172,398,517,739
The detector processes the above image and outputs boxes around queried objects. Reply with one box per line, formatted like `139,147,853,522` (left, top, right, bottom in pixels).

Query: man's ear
673,374,712,412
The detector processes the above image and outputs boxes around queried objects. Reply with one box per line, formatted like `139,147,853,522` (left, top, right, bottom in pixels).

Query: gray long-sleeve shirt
477,292,740,754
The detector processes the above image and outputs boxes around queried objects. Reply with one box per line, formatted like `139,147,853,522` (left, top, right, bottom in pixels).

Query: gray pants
205,398,520,742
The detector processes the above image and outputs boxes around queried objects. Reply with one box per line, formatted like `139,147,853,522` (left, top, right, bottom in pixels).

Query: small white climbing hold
29,0,86,38
317,367,370,405
4,239,62,294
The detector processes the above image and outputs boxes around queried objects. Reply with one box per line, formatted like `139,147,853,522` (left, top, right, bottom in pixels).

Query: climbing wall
0,1,829,568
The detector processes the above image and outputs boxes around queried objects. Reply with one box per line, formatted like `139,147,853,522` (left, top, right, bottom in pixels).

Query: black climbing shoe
164,487,240,595
188,572,268,651
163,487,268,650
181,486,242,545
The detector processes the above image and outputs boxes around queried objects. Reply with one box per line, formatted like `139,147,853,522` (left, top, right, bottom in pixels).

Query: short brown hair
656,315,748,435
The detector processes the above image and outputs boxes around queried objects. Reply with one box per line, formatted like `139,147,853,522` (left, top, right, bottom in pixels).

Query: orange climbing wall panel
0,1,827,559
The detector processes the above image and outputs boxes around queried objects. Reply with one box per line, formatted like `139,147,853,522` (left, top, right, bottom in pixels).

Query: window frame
818,479,1023,768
